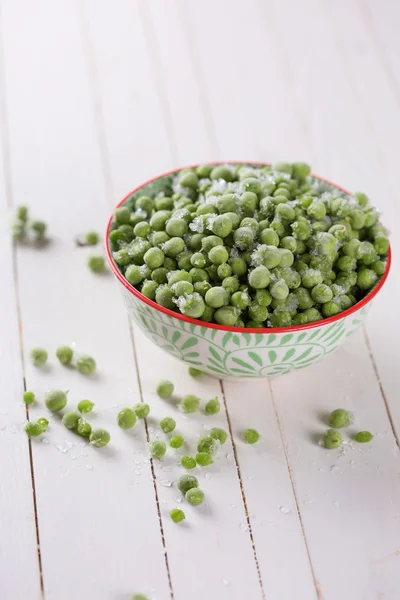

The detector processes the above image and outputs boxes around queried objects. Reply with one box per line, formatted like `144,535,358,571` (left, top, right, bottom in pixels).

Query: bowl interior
105,163,391,335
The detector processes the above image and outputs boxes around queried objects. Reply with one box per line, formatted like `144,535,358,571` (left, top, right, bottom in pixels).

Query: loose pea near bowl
105,163,391,379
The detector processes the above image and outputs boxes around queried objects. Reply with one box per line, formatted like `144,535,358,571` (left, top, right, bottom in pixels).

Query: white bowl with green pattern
106,165,391,379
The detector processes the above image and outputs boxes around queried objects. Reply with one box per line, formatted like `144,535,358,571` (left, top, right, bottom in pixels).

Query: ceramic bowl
105,164,391,379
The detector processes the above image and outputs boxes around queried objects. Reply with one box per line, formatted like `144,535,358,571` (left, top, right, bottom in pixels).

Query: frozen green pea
150,210,170,231
90,428,111,448
125,265,143,285
208,245,229,265
155,196,174,210
329,409,350,428
196,452,213,467
170,435,184,449
156,380,174,399
130,595,149,600
23,391,35,405
135,196,154,216
56,346,73,365
180,171,199,189
188,367,202,377
201,235,223,253
248,302,268,322
134,403,150,419
269,311,292,327
197,435,217,455
176,292,205,318
62,412,81,430
25,422,44,437
201,305,215,322
210,427,227,445
190,252,207,268
149,440,166,459
322,300,340,317
170,508,185,523
77,355,96,375
374,237,389,256
355,431,373,443
322,429,342,449
37,418,49,432
144,247,164,269
88,256,105,273
217,263,232,279
77,420,92,438
353,191,369,207
205,286,229,308
371,260,386,276
214,306,240,326
141,280,159,300
30,220,47,238
311,283,333,304
16,205,28,222
211,214,233,238
292,162,310,179
229,257,247,276
185,488,205,506
115,206,131,225
151,231,170,247
248,265,270,289
234,227,254,250
222,276,239,294
30,347,48,367
171,281,194,296
280,236,297,252
164,237,185,257
134,221,151,238
160,417,176,433
270,279,289,300
244,429,259,444
180,394,200,413
196,164,212,178
230,290,250,310
117,408,137,429
301,269,323,288
45,390,68,413
151,267,168,286
337,255,357,272
177,473,199,494
357,268,378,290
205,397,220,415
84,231,99,245
181,456,196,469
155,285,175,309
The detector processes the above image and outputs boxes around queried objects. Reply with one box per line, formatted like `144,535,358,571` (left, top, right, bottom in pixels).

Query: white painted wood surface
0,1,399,599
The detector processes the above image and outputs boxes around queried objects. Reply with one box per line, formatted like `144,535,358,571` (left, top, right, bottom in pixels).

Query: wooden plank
83,0,266,596
0,75,42,600
1,0,171,598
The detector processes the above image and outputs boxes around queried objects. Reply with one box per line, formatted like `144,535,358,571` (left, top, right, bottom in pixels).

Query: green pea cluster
110,163,389,328
322,408,373,448
12,205,47,243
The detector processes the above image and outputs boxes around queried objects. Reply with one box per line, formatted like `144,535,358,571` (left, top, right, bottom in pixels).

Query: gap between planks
219,381,266,600
0,9,45,595
268,381,322,600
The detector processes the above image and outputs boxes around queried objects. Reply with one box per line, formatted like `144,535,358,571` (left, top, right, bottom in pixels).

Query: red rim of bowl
105,162,391,334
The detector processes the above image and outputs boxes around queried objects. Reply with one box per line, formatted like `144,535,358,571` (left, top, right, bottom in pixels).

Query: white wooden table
1,1,399,599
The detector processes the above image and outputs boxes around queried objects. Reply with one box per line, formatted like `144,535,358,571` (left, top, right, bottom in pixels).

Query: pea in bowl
105,162,391,379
